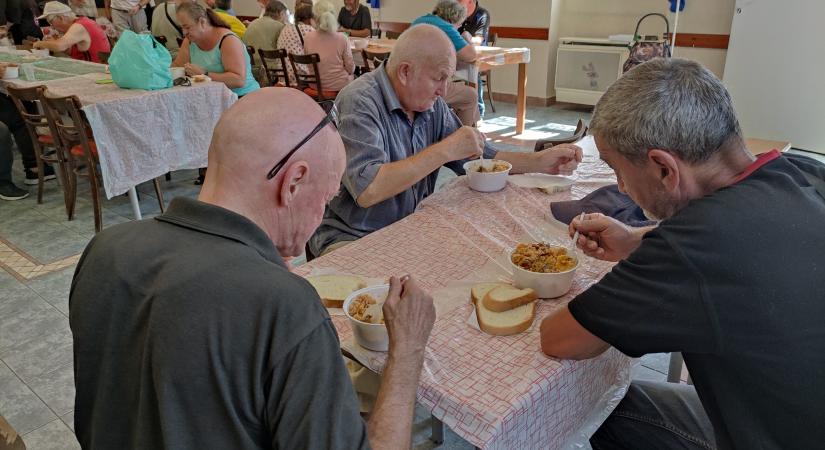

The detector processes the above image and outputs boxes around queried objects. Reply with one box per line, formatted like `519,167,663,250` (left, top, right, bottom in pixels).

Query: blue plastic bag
109,31,173,90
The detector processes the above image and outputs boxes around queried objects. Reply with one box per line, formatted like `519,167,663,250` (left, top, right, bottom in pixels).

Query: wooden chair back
258,48,290,87
360,49,389,73
289,52,332,100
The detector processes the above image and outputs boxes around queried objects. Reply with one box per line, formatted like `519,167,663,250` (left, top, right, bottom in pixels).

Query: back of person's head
264,0,286,20
295,4,313,24
178,1,229,29
432,0,466,25
387,24,455,75
214,0,230,10
312,0,337,32
589,58,742,165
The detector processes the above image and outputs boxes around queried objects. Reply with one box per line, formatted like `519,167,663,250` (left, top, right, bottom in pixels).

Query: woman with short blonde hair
301,0,354,93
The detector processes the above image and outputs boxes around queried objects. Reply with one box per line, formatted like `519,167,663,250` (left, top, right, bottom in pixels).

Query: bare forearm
348,28,370,38
40,39,71,52
367,352,425,450
208,70,245,88
357,143,449,207
494,151,537,174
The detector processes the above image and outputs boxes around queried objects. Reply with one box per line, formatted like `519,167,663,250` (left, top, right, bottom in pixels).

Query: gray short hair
433,0,466,25
589,58,742,165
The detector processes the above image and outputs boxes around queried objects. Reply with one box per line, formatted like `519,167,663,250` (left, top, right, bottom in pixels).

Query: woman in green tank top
171,2,259,97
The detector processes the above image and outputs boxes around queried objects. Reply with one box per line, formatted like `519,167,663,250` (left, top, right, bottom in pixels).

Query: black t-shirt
338,3,371,32
457,1,490,44
70,198,370,450
569,153,825,450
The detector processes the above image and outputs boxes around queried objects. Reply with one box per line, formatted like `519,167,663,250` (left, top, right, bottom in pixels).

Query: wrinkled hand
533,144,583,175
443,126,485,163
569,213,640,262
184,63,206,76
383,275,435,355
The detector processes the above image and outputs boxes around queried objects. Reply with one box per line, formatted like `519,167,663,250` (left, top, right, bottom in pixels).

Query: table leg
516,62,527,134
128,186,143,220
430,414,444,445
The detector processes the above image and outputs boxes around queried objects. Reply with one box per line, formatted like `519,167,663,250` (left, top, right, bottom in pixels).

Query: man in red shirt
33,1,110,63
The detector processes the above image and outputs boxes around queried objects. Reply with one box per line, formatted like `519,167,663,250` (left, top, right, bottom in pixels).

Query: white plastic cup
21,63,35,81
170,67,185,79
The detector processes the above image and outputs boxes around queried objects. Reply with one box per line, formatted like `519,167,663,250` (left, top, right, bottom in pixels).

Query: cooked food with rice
511,243,577,273
348,293,384,324
475,161,510,173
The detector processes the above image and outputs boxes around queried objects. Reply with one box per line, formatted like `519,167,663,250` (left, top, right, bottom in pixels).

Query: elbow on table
539,319,606,361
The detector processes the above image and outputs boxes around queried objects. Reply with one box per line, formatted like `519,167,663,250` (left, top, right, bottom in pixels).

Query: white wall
231,0,736,100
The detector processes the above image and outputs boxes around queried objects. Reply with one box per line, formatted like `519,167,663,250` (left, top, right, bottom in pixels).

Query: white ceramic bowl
2,64,18,79
170,67,186,79
343,284,390,352
463,159,512,192
351,38,368,50
509,246,578,298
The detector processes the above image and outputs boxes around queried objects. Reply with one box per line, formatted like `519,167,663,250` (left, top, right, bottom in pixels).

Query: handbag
622,13,672,73
108,30,173,90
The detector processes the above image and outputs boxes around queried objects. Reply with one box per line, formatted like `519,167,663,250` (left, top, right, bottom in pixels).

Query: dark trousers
591,380,717,450
0,94,37,177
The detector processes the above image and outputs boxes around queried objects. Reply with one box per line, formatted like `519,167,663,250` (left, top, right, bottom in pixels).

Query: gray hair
589,58,742,165
433,0,466,25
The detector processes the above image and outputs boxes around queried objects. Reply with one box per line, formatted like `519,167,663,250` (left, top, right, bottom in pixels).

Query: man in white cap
33,1,111,63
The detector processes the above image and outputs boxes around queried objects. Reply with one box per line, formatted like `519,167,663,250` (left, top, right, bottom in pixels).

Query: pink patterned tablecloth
295,142,634,449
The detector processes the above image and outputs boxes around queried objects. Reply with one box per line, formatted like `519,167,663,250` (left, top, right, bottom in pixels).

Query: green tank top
189,33,259,97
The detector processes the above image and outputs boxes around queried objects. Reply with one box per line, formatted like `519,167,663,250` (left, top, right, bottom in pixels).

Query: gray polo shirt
70,197,369,450
309,65,497,255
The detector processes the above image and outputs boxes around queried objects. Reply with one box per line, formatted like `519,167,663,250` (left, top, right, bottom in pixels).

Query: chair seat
302,87,338,100
70,141,98,158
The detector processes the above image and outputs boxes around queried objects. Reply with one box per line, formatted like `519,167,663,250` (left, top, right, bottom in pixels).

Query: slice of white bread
482,285,538,313
471,282,508,305
475,293,536,336
306,275,367,308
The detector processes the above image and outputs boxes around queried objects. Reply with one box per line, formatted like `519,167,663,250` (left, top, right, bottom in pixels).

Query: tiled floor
0,102,677,450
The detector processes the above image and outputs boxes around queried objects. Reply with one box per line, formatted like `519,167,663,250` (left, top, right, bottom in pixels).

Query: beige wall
231,0,735,100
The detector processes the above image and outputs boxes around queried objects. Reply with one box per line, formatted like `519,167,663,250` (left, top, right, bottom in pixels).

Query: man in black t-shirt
338,0,371,38
540,58,825,450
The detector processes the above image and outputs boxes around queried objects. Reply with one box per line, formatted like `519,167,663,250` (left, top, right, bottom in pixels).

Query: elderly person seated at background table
540,58,825,450
1,0,44,43
210,0,245,39
243,0,286,69
276,3,312,86
302,1,354,95
70,87,437,450
338,0,370,38
173,2,259,96
151,0,184,57
309,24,581,258
33,2,110,63
411,0,480,126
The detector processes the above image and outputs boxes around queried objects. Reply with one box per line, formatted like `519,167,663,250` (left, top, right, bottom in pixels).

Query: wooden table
352,39,532,134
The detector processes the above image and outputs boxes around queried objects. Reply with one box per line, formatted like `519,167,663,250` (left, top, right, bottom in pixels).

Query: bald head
387,24,455,74
199,87,345,257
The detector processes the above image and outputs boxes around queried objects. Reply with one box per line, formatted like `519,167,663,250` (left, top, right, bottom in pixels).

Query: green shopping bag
109,31,173,90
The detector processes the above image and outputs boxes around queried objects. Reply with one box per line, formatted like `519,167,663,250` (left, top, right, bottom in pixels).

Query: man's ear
647,149,680,191
277,161,310,207
396,62,412,86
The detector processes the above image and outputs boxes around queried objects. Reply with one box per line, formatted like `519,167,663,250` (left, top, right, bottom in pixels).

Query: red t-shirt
69,17,111,63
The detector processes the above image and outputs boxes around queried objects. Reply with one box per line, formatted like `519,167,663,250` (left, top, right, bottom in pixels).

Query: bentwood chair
258,48,290,87
533,119,588,152
360,49,389,73
39,90,166,232
6,85,69,207
480,33,497,113
385,30,402,40
289,53,337,101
